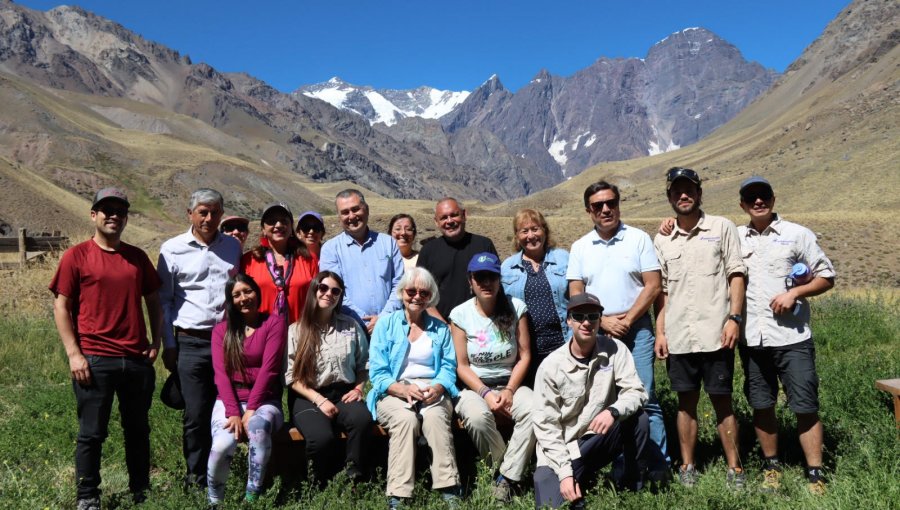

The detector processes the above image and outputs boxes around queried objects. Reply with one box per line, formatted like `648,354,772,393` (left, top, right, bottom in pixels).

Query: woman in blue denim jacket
501,209,570,386
367,267,461,508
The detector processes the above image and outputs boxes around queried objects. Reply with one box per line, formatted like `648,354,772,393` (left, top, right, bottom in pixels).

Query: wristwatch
607,407,620,420
728,314,743,325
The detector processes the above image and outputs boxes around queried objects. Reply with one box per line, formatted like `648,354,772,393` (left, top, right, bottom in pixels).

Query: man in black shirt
417,197,497,321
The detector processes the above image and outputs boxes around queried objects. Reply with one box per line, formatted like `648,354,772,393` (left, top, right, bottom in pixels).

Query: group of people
50,166,835,510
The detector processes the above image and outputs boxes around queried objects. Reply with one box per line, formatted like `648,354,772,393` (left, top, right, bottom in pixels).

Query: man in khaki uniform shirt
653,167,747,488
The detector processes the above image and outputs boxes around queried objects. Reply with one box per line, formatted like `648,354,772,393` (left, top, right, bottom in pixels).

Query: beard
670,198,701,216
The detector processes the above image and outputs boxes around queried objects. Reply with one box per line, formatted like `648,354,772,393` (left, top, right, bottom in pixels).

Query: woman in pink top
207,274,286,505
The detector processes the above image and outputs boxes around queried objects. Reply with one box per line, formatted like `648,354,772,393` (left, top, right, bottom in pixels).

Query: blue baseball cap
467,252,501,274
739,176,773,193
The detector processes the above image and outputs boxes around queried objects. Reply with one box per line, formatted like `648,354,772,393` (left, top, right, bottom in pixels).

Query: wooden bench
875,378,900,429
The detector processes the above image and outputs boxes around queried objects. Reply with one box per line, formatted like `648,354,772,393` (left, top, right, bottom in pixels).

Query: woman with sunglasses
450,252,534,501
241,203,318,324
220,215,250,249
388,213,418,272
296,211,326,261
207,274,286,505
500,209,569,386
367,267,462,508
285,271,372,483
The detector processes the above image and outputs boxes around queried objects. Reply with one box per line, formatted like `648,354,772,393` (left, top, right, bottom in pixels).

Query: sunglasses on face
316,283,343,297
97,205,129,217
404,288,432,299
666,167,700,184
262,216,291,226
221,223,248,233
472,271,500,284
569,312,601,323
297,222,324,233
588,198,619,213
740,190,774,203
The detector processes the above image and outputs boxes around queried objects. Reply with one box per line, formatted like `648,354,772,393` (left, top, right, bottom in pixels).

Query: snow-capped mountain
295,77,469,126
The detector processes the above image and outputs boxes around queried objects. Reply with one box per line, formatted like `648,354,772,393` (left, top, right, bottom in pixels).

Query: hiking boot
807,468,827,495
761,466,782,493
726,467,746,491
491,475,512,502
76,497,101,510
439,485,461,508
678,464,698,487
387,496,407,509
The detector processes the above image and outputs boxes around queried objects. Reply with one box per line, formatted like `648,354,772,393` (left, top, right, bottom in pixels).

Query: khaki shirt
533,336,647,481
654,212,746,354
739,215,835,347
285,312,368,388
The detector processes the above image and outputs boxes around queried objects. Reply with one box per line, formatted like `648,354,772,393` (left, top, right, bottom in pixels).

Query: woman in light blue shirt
500,209,569,385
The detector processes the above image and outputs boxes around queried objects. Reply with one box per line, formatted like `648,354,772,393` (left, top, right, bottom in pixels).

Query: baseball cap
220,215,249,227
261,202,293,225
739,176,773,193
91,187,130,210
297,211,325,231
567,292,604,313
665,167,701,191
467,252,501,274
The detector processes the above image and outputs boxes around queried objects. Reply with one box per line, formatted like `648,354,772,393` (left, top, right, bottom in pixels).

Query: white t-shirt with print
449,296,527,385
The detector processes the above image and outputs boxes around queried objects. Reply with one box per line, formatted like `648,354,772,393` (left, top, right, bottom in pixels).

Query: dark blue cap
467,252,501,274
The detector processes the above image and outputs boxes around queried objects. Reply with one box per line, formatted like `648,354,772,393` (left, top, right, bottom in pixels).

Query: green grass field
1,295,898,509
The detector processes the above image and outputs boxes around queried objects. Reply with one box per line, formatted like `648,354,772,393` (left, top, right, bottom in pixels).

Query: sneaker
807,468,827,495
726,467,746,491
438,485,461,508
77,498,101,510
761,466,782,493
492,475,512,502
678,464,697,487
387,496,405,510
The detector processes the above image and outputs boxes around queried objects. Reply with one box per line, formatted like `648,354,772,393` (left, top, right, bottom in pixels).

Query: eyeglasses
404,288,432,299
221,223,248,233
316,283,343,297
98,205,129,217
588,198,619,213
666,167,700,184
297,222,324,233
740,190,774,203
569,312,601,323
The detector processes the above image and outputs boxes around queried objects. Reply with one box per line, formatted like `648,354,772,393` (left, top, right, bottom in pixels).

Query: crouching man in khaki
533,293,660,509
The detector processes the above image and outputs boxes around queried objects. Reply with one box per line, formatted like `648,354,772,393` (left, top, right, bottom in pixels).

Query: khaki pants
454,386,536,482
376,395,459,497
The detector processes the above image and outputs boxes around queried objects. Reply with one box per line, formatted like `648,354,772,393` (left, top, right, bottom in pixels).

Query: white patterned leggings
207,400,283,504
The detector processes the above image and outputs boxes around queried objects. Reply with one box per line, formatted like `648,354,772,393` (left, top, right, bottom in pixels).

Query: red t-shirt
49,239,162,357
241,250,318,324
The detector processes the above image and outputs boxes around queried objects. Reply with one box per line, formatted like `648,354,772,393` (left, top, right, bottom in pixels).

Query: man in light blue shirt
320,189,404,334
566,180,668,475
157,188,241,489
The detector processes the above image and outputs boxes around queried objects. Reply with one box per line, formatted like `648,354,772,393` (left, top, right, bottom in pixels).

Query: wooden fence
0,228,68,269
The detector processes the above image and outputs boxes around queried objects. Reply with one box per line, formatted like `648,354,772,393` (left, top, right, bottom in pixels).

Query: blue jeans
73,355,155,500
620,314,669,467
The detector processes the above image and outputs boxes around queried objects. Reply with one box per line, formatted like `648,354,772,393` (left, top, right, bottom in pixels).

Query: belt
176,327,212,341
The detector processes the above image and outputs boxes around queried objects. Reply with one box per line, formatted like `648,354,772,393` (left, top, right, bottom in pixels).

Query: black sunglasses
404,288,432,299
666,167,700,184
316,283,343,297
588,198,619,213
97,205,128,217
221,223,248,233
569,312,601,323
297,222,324,233
740,189,774,203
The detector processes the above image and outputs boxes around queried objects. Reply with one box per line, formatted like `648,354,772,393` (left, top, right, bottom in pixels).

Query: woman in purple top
207,274,286,505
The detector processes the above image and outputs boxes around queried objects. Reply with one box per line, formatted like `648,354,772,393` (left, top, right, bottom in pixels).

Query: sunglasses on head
97,204,128,217
666,167,700,184
740,189,774,203
316,283,343,297
588,198,619,213
569,312,601,323
404,288,432,299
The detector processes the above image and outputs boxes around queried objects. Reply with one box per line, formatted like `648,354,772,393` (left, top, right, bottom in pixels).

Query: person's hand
162,347,178,372
363,315,379,335
143,341,160,364
68,352,92,386
721,320,739,349
658,217,676,236
224,416,244,441
341,387,364,403
588,409,616,435
654,333,669,359
601,314,631,338
241,409,256,433
769,290,797,315
484,390,512,418
421,384,445,406
318,398,339,419
560,476,582,503
402,383,426,407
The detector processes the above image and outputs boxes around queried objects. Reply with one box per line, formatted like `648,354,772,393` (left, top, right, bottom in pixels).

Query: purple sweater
212,313,286,417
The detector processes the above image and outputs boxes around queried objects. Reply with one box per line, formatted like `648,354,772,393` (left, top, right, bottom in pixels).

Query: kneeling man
533,293,657,509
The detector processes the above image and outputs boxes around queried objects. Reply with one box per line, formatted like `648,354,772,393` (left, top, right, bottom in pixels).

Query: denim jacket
501,247,570,340
366,309,459,418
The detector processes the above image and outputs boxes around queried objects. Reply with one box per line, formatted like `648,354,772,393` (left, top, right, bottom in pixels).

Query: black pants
177,334,216,487
73,355,155,500
289,383,373,483
534,410,651,509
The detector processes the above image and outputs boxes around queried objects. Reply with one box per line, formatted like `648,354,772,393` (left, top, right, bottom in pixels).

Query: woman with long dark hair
241,202,318,323
285,271,372,483
207,274,286,505
450,252,535,501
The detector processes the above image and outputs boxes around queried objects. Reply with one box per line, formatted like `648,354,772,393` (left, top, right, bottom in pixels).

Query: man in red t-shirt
49,187,162,510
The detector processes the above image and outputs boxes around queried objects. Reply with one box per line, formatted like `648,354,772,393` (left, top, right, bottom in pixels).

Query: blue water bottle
788,263,812,315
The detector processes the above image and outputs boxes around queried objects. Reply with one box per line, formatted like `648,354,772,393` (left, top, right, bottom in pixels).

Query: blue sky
18,0,850,93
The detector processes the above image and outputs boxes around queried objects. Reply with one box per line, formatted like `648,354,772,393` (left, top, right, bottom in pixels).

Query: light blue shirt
157,228,241,348
501,247,570,340
366,310,459,418
319,229,404,320
566,223,660,316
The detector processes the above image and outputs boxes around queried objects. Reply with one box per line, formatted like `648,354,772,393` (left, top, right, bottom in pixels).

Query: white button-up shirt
739,215,835,347
157,229,241,348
